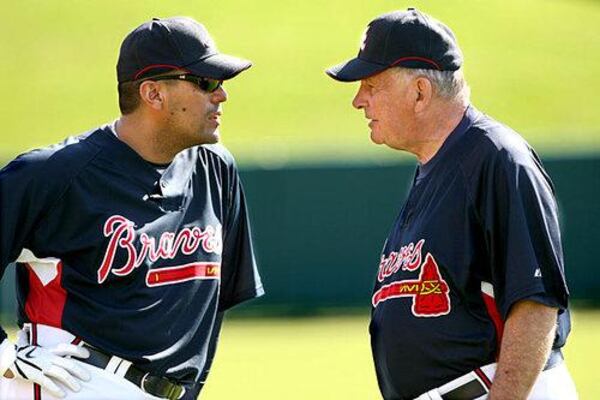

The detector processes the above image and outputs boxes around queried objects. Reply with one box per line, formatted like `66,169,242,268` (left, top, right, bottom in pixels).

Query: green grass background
0,0,599,165
203,309,598,399
5,308,599,398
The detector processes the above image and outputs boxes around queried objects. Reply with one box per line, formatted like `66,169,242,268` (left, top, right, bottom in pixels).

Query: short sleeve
479,148,569,319
0,153,55,276
0,152,58,341
218,165,264,311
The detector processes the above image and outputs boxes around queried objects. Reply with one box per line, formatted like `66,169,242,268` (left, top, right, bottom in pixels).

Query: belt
76,343,185,400
417,349,564,400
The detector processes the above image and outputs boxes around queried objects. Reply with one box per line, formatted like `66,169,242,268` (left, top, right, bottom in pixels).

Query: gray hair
397,67,470,104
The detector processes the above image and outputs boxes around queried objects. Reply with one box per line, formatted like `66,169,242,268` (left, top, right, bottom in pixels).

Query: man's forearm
488,300,557,400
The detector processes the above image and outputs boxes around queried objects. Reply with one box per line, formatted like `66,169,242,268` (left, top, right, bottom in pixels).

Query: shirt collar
415,105,479,185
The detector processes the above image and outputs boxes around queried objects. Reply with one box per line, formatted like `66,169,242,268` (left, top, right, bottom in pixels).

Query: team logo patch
97,215,222,284
372,252,451,317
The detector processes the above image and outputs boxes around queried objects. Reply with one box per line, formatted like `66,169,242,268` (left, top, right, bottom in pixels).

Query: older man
327,8,577,400
0,17,263,399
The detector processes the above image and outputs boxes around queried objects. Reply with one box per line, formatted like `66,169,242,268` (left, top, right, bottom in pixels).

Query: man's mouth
208,111,221,124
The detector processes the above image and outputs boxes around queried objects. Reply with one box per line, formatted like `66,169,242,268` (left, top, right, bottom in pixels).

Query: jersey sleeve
478,147,569,319
0,152,60,341
218,162,264,311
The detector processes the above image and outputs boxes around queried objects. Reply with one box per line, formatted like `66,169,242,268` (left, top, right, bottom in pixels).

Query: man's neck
412,102,468,164
114,115,179,164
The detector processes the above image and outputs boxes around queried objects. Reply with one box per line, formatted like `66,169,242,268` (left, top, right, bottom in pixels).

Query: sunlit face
352,68,417,151
163,80,228,148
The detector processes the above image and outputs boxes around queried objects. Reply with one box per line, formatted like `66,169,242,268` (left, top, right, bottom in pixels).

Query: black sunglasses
146,74,223,93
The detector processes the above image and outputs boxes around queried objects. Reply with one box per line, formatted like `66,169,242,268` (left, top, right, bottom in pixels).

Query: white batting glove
8,342,91,398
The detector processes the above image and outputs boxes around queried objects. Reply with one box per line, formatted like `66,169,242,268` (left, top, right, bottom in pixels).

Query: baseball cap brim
185,53,252,80
326,57,388,82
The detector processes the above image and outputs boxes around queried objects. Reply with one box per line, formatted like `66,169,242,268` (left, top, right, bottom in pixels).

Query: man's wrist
0,339,16,377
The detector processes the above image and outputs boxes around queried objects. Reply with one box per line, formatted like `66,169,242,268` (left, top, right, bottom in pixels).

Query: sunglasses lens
200,78,222,92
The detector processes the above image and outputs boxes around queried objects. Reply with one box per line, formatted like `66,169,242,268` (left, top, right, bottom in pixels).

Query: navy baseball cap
326,8,463,82
117,17,252,83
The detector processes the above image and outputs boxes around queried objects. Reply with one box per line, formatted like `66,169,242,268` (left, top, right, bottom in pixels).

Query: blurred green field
4,308,599,398
198,308,600,399
1,0,599,165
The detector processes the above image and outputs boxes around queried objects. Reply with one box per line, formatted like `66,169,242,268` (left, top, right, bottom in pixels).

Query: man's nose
352,86,367,110
212,86,227,103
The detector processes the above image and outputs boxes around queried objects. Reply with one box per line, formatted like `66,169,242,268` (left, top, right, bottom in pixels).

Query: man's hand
9,343,91,398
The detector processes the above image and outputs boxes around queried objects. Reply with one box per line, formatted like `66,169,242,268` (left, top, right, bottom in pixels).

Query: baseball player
0,17,263,399
326,8,577,400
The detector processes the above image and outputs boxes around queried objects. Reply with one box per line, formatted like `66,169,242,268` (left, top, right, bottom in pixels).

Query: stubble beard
202,127,220,145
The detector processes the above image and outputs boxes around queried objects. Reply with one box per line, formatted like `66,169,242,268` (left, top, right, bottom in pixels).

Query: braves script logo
97,215,222,284
377,239,425,282
373,240,451,317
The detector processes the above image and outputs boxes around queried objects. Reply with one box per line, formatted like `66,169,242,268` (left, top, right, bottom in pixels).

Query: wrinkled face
163,79,227,148
352,68,417,150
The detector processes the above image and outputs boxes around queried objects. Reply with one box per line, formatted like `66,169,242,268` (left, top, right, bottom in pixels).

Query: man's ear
413,76,433,113
139,81,166,111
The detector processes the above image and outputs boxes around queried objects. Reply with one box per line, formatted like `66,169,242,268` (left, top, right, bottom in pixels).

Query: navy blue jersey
370,107,570,399
0,124,264,394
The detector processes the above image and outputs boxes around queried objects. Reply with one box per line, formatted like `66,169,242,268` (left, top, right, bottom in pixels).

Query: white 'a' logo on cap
360,25,371,51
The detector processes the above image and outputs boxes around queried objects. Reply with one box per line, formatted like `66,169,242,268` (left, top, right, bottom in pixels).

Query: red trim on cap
391,56,441,70
133,64,191,80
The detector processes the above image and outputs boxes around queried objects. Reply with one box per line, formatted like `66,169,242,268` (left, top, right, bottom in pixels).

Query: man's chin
209,131,220,144
201,129,220,145
370,130,384,145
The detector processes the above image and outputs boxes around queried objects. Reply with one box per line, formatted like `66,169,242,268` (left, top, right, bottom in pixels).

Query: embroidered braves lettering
98,215,222,284
372,253,451,317
377,239,425,282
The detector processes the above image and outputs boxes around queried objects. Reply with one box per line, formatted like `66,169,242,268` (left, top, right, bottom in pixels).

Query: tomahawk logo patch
373,242,451,317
